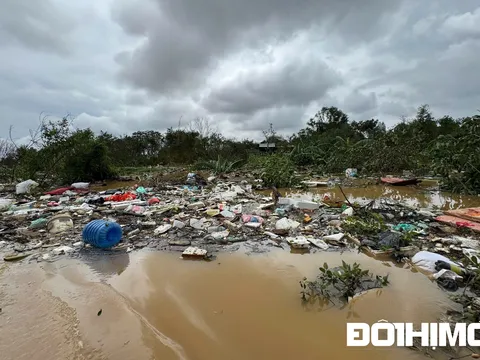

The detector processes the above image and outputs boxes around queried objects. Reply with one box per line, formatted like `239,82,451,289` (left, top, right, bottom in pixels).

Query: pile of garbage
0,176,479,267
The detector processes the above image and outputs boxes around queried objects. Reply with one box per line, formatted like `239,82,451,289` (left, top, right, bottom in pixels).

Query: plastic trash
223,220,240,230
308,238,329,250
148,197,160,205
378,231,403,248
276,218,300,230
206,209,220,217
127,205,145,214
286,236,310,249
188,201,205,209
82,220,123,249
275,208,286,216
0,198,13,211
345,168,358,178
220,210,235,218
154,224,172,235
29,218,48,229
241,215,264,223
136,186,146,194
394,223,416,232
342,207,354,216
295,200,319,210
173,220,186,229
186,173,196,184
211,230,229,240
71,182,89,189
45,187,71,196
106,192,137,202
231,204,243,214
433,269,463,291
182,247,207,258
411,251,462,274
245,222,262,228
16,179,39,194
323,233,345,242
47,214,74,234
190,218,206,230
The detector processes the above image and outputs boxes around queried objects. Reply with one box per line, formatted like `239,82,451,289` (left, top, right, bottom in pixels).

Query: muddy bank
0,250,459,360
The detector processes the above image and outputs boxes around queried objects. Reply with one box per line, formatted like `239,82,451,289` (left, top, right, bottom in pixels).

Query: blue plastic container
82,220,123,249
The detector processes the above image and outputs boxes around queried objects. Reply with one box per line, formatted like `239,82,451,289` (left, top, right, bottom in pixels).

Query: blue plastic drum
82,220,123,249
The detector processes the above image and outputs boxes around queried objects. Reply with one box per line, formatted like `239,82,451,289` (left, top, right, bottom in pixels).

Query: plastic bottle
29,218,48,229
82,220,123,249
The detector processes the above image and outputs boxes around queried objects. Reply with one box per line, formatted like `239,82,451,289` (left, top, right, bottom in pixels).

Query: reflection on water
80,251,131,277
0,250,465,360
90,180,480,210
109,250,455,360
264,184,480,210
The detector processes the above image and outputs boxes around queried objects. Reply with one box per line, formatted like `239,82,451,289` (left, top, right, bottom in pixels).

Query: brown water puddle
264,184,480,210
89,180,138,192
91,179,480,211
0,250,461,360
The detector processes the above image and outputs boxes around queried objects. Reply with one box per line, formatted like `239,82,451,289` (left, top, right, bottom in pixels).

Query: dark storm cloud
112,0,404,94
2,0,480,141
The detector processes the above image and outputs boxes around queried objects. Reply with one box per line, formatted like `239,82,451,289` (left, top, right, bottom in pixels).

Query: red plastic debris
106,192,137,202
456,221,474,228
46,187,73,195
148,197,160,205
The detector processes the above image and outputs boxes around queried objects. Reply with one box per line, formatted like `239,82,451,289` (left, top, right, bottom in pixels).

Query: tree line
0,105,478,194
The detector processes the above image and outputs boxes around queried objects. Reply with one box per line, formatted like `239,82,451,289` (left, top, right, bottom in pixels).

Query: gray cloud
112,0,404,94
1,0,480,142
0,0,74,54
343,91,378,115
201,55,341,114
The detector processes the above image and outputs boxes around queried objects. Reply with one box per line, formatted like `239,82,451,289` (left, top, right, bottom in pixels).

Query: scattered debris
182,247,208,259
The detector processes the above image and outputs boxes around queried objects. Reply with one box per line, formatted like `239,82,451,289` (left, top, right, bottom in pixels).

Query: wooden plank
435,215,480,233
445,208,480,223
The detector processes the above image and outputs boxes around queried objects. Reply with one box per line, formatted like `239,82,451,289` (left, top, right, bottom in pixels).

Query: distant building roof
259,143,276,148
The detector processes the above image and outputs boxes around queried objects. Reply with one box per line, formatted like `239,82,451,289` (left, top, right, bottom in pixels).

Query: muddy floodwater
272,183,480,210
0,249,459,360
93,179,480,210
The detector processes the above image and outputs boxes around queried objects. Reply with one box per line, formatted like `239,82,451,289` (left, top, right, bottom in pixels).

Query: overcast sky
1,0,479,142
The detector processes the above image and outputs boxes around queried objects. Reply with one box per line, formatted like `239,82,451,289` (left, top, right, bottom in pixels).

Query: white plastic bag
0,198,13,211
71,182,89,189
16,179,39,194
276,218,300,230
345,168,358,178
411,251,460,273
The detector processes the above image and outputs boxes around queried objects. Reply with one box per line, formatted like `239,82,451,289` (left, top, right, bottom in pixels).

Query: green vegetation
300,261,390,305
0,104,479,193
342,213,388,236
259,153,298,188
193,155,244,175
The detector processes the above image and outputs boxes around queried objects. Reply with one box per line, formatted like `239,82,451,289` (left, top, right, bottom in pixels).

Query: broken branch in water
338,185,355,210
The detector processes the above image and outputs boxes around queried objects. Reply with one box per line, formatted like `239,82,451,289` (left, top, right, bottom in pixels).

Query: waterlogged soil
0,249,465,360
